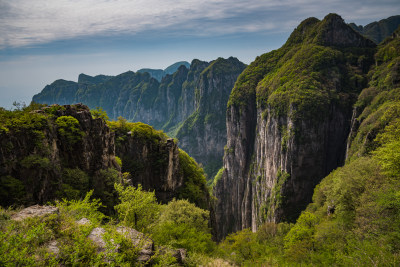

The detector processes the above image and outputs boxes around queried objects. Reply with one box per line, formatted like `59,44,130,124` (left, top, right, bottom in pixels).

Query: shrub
152,199,214,253
55,116,84,145
114,183,160,232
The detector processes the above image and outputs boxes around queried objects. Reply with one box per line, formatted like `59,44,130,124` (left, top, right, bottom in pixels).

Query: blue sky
0,0,399,109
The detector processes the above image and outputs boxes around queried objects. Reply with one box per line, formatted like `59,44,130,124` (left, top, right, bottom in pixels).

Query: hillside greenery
1,16,400,266
229,15,375,125
0,189,225,266
211,25,400,266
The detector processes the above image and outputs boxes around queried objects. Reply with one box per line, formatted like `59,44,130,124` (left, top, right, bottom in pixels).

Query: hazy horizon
1,0,400,109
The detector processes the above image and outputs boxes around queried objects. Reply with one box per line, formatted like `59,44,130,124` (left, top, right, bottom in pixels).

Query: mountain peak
286,13,376,48
316,13,376,47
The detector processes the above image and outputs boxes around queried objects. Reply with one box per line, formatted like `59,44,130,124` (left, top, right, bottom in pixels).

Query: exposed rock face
116,135,183,203
116,226,154,262
176,57,247,178
317,14,376,47
11,205,59,221
213,14,376,240
138,61,191,81
349,15,400,44
0,104,119,207
88,227,109,253
32,58,246,179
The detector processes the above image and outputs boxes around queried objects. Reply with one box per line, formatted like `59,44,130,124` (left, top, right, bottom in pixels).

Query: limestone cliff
32,57,246,179
349,15,400,44
213,14,376,240
175,57,247,177
0,104,119,209
110,121,209,210
0,103,210,212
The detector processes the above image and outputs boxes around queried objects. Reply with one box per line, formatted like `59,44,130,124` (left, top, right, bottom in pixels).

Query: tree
90,107,109,121
114,183,160,232
152,199,214,253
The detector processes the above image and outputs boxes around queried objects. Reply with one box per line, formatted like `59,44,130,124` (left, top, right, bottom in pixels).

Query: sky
0,0,400,109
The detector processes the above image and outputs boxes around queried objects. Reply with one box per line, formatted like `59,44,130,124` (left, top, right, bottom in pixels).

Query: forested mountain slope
215,24,400,266
213,13,377,240
350,15,400,44
0,104,209,212
32,58,246,179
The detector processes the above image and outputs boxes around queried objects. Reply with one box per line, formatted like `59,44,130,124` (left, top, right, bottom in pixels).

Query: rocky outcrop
116,134,183,204
175,57,247,178
32,58,246,179
87,223,186,265
113,122,210,210
349,15,400,44
213,14,376,240
11,205,59,221
0,104,119,208
116,226,154,262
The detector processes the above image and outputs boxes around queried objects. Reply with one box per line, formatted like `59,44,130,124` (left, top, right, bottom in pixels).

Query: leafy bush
20,155,51,169
0,176,26,206
90,107,109,121
56,190,106,224
152,199,214,253
57,168,90,200
114,183,160,232
55,115,84,145
178,149,208,209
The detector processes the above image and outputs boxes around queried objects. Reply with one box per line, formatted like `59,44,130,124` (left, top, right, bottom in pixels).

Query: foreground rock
11,205,58,221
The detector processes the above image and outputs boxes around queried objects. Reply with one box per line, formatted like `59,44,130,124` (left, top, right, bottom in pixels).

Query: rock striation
32,58,246,179
0,104,119,208
213,14,377,240
349,15,400,44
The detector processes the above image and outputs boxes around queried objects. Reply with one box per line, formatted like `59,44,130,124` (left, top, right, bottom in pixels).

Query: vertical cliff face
1,103,211,213
115,130,183,203
213,14,376,240
0,104,119,207
32,57,245,180
175,57,247,178
110,121,210,209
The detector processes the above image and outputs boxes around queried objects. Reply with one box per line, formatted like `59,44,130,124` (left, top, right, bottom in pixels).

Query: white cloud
0,0,399,48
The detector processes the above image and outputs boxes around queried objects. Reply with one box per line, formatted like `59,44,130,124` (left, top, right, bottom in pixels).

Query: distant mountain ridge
349,15,400,43
137,61,191,81
32,58,246,179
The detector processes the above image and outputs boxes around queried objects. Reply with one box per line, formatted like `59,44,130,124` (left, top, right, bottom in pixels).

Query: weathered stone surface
171,248,187,264
116,135,184,204
159,247,187,265
0,104,120,207
88,227,108,253
116,226,154,263
47,240,60,255
175,57,246,178
11,205,58,221
76,217,91,226
213,14,376,240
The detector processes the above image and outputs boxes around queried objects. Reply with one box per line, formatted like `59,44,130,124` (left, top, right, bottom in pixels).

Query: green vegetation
91,107,109,121
0,187,220,266
108,117,168,146
350,15,400,44
212,25,400,266
178,149,209,210
228,14,375,125
114,183,160,233
152,199,214,253
55,116,85,145
57,168,90,200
